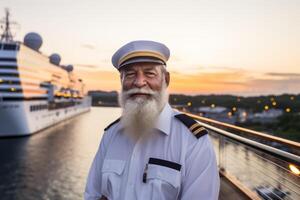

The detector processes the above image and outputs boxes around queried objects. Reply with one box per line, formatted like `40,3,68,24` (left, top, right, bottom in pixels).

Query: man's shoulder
104,117,121,131
173,113,208,139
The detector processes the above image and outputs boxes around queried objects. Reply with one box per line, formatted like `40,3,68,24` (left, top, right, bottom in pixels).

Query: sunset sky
1,0,300,96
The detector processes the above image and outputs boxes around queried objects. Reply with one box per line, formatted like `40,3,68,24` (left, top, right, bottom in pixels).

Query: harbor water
0,107,121,200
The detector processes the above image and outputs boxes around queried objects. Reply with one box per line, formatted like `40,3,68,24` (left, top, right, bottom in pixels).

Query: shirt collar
155,103,173,135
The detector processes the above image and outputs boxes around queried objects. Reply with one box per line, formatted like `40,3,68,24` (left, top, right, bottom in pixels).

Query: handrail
185,112,300,150
184,112,300,166
195,118,300,166
184,112,300,199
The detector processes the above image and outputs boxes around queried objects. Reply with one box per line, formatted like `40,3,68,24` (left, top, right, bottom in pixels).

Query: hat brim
119,57,165,70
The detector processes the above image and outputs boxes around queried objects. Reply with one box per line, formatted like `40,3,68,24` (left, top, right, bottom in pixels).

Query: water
0,107,121,200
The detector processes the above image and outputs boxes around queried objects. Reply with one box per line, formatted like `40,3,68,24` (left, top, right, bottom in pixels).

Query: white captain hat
112,40,170,70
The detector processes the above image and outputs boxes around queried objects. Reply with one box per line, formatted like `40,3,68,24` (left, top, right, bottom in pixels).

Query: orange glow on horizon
75,67,299,96
78,69,247,94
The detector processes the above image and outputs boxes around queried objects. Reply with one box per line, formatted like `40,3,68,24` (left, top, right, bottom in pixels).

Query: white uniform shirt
85,103,220,200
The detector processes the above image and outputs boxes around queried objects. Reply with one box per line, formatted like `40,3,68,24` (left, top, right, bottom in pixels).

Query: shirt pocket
145,164,181,200
101,159,126,200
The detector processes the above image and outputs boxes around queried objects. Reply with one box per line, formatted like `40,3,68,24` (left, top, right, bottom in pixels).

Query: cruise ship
0,9,91,136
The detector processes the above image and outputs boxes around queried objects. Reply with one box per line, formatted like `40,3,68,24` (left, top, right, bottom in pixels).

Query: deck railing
186,112,300,200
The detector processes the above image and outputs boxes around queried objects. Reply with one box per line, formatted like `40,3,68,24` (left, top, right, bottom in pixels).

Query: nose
133,73,147,88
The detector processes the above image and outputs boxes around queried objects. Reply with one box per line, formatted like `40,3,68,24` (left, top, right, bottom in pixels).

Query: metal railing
186,112,300,200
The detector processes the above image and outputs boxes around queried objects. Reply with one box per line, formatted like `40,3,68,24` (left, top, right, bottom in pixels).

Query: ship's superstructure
0,9,91,136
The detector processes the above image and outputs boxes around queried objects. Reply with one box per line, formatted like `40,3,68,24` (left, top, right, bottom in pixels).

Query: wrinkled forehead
120,62,162,72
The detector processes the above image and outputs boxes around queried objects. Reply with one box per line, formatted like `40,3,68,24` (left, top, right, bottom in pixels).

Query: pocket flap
102,159,126,175
147,164,181,188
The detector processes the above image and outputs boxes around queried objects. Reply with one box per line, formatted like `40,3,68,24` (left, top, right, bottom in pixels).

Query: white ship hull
0,18,93,137
0,97,91,136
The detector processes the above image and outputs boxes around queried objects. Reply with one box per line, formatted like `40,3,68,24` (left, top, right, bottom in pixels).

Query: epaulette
104,118,121,131
174,114,208,139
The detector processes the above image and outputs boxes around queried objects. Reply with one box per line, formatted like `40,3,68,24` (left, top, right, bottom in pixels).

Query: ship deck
219,176,250,200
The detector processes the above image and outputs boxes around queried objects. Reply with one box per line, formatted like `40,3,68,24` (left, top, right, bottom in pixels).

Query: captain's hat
112,40,170,70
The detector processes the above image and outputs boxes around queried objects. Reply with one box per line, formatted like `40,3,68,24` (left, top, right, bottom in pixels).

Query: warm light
232,107,237,111
64,93,71,97
55,92,62,96
0,79,3,83
286,108,291,113
264,105,269,110
201,100,205,104
289,164,300,175
272,101,277,106
187,102,192,106
290,96,295,101
10,88,16,92
211,104,215,108
227,112,232,117
242,112,247,117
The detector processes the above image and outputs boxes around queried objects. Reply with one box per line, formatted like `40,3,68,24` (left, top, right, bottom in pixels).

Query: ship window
0,73,19,77
30,104,48,112
0,80,20,85
0,65,18,70
0,58,17,62
3,44,17,50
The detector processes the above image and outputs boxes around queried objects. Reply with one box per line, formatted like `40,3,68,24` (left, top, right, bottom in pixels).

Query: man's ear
120,71,123,83
165,72,170,86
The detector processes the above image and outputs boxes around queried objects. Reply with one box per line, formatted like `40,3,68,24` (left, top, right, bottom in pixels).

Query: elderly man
85,40,220,200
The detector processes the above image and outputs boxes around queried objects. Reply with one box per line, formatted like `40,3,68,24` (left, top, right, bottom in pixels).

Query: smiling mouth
130,93,151,98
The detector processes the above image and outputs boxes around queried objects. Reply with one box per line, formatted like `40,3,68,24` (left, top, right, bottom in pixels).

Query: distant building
250,109,283,123
88,90,119,106
198,106,227,113
197,106,236,124
236,109,248,123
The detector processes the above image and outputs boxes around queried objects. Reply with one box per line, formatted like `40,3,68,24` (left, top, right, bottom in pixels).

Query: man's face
119,62,169,138
119,63,169,138
120,63,168,99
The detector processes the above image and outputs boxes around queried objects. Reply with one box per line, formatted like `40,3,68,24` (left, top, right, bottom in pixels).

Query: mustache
122,88,156,98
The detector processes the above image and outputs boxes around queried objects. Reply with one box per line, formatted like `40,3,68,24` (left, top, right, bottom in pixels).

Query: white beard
119,81,169,139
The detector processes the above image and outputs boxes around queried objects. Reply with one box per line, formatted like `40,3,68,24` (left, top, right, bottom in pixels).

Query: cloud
170,65,246,75
75,64,99,69
169,69,300,95
265,72,300,78
246,77,300,94
169,55,182,62
80,44,96,50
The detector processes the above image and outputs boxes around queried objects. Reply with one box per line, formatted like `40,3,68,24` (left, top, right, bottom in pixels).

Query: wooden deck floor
219,176,252,200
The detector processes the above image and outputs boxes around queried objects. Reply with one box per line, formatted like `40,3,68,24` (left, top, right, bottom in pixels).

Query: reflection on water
0,107,121,200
